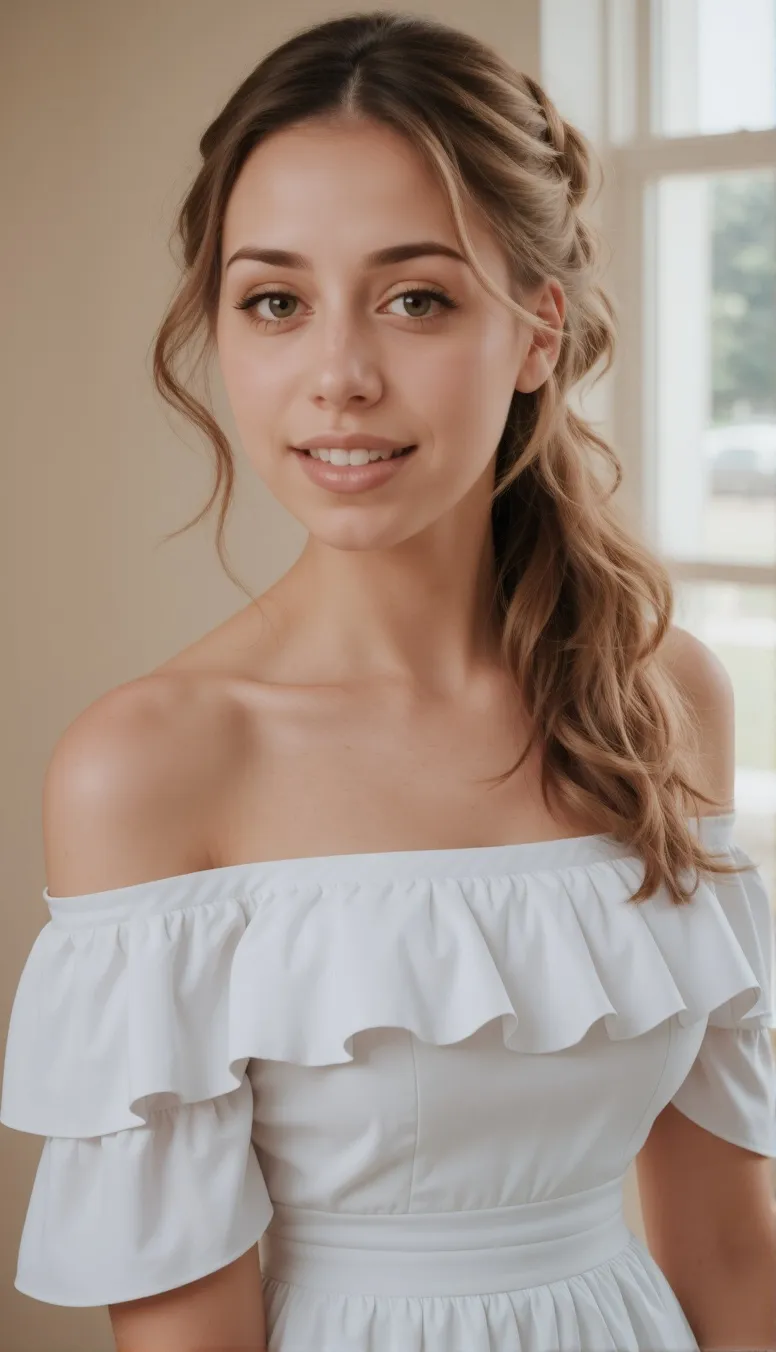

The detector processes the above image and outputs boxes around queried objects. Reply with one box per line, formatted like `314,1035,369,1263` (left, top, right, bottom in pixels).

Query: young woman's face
216,115,558,552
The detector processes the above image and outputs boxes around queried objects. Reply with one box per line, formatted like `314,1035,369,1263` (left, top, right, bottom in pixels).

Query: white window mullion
621,127,776,177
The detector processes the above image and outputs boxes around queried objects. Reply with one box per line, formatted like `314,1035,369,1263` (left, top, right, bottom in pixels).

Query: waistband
259,1175,632,1297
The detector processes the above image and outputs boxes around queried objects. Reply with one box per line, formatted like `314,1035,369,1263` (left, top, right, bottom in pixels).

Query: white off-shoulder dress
2,810,775,1350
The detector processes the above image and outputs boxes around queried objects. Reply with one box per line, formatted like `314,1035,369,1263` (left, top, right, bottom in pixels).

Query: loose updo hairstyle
151,10,756,906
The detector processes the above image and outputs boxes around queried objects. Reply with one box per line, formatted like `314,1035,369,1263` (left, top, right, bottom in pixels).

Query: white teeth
308,447,407,464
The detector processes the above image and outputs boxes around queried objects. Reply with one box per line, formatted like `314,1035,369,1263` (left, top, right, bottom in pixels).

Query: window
652,169,776,571
657,0,776,138
541,0,776,899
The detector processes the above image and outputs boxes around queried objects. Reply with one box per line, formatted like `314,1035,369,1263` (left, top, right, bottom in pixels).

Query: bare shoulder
657,623,736,816
43,673,247,897
658,623,734,706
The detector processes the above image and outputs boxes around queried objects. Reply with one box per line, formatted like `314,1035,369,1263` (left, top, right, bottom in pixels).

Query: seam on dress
406,1029,421,1211
621,1015,677,1162
49,854,647,930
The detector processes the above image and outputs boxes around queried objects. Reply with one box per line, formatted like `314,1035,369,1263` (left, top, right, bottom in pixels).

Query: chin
303,513,427,553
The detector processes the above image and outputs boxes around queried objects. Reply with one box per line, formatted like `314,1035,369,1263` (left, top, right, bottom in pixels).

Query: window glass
652,169,776,566
657,0,776,137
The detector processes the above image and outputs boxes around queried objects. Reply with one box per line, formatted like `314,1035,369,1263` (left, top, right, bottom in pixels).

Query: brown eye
392,293,430,317
257,293,298,321
385,288,457,321
234,290,301,327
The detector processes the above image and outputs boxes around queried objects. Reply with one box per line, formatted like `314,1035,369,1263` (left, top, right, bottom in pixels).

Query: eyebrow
225,240,468,271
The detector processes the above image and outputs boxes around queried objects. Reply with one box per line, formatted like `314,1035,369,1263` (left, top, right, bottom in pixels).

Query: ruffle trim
1,833,773,1137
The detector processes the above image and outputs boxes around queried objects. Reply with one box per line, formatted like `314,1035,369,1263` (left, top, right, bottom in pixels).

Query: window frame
601,0,776,591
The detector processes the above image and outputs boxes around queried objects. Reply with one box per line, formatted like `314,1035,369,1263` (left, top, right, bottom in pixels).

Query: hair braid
521,73,589,207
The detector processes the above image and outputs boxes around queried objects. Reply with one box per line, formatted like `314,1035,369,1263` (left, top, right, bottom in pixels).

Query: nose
308,307,383,411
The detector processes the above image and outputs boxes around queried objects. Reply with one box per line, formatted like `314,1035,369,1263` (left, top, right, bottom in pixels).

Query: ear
514,280,566,394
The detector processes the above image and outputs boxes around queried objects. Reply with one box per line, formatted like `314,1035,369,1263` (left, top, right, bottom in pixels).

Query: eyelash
232,285,459,331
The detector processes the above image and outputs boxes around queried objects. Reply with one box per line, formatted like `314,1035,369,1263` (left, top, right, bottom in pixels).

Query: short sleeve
670,815,776,1156
0,878,274,1307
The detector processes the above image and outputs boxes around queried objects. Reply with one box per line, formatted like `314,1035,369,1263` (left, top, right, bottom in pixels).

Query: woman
2,11,774,1351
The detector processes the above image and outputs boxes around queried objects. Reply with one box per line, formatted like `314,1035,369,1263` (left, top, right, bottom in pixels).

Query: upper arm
636,1098,775,1274
637,627,775,1267
40,679,268,1347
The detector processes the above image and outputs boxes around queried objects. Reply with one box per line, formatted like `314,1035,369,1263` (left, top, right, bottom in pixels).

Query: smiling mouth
297,445,417,462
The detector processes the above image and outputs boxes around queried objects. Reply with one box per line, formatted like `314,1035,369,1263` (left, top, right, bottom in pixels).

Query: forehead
220,117,502,273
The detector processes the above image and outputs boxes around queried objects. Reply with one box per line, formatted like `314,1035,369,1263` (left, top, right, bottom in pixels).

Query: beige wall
1,4,646,1349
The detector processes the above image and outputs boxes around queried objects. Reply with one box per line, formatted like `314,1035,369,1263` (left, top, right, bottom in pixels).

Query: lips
293,442,418,492
293,435,414,452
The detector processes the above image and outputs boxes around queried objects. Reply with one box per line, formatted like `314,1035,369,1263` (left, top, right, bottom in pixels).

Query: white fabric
1,811,774,1350
15,1081,272,1307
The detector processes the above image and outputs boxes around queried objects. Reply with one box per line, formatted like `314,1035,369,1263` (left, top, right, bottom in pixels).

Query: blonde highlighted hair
151,10,756,906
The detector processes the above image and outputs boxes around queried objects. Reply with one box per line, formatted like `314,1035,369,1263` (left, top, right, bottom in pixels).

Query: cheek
404,335,468,396
414,328,517,438
219,339,283,429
